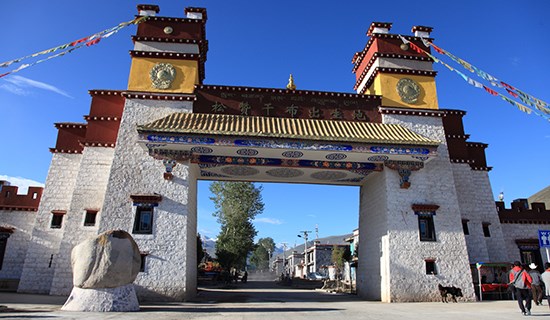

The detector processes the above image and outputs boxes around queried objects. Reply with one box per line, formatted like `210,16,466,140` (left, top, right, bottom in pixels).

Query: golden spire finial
286,74,296,90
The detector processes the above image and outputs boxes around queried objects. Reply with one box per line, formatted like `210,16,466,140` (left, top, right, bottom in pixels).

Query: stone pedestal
61,283,139,312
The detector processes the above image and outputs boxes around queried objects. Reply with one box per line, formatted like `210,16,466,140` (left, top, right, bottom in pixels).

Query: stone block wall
501,223,547,263
378,113,475,302
99,98,196,301
0,210,36,280
451,164,509,263
18,153,82,294
49,147,115,296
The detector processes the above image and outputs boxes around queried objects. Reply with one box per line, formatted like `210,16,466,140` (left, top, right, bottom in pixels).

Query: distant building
0,181,43,291
528,186,550,208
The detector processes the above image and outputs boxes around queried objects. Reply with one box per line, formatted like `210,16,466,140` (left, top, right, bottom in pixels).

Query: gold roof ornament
286,74,296,90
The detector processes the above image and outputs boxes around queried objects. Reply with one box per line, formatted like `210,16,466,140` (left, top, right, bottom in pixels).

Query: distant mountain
201,235,217,258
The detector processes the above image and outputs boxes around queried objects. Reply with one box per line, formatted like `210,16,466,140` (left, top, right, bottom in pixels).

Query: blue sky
1,1,549,248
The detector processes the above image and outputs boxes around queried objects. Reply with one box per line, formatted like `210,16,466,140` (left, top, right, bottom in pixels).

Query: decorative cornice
84,115,120,121
379,107,445,117
440,109,467,116
49,148,83,154
446,134,470,139
131,36,209,56
471,166,492,171
450,159,474,164
466,142,488,148
358,67,437,94
122,92,196,101
0,206,37,212
195,84,381,100
129,50,202,60
130,194,163,203
352,33,434,72
54,123,87,129
353,52,434,90
51,210,67,215
81,142,116,148
411,204,440,212
145,16,206,24
0,226,16,233
88,90,123,96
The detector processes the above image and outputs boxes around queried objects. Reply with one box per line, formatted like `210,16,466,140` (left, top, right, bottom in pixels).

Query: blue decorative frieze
266,168,304,178
200,171,229,178
336,177,365,183
145,143,167,149
326,153,347,160
234,139,353,151
281,151,304,158
310,171,347,181
412,155,430,161
370,146,430,155
221,166,259,176
367,155,389,162
190,146,214,154
147,134,215,145
236,148,259,156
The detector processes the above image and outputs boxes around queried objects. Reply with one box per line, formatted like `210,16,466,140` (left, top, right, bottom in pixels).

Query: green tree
331,245,350,280
250,237,276,270
210,182,264,270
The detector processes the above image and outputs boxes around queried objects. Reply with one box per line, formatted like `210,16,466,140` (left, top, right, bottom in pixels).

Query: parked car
307,272,328,280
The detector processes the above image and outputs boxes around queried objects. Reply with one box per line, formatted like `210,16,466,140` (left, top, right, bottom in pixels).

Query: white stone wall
373,114,475,302
49,147,115,296
100,98,196,301
451,164,509,263
357,172,388,301
18,153,82,294
0,210,36,280
501,223,548,264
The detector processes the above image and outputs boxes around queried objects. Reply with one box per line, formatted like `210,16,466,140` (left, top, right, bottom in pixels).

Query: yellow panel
127,58,199,93
368,74,439,110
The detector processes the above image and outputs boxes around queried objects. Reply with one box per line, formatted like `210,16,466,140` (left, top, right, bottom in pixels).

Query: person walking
541,262,550,309
509,261,533,316
528,263,543,306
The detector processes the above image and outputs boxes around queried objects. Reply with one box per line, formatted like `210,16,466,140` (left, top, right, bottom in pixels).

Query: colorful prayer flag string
0,16,148,78
396,36,550,122
425,40,550,118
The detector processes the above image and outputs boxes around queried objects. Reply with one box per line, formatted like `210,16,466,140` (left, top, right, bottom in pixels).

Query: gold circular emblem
163,26,173,34
150,63,176,90
396,78,421,104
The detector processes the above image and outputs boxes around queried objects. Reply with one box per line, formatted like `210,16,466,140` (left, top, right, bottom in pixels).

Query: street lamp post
298,230,312,277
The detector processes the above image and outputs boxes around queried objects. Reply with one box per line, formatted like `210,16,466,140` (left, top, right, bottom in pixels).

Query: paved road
1,281,549,319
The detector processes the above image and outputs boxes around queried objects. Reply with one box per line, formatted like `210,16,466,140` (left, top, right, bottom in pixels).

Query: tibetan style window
130,194,162,235
140,252,149,272
0,227,14,270
425,259,437,275
412,204,439,242
462,219,470,235
50,210,66,229
84,209,98,226
482,223,491,237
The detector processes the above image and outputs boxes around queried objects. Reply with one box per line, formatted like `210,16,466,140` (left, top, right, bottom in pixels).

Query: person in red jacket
510,261,533,316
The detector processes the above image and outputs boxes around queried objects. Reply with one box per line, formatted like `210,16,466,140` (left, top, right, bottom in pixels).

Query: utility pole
297,230,312,277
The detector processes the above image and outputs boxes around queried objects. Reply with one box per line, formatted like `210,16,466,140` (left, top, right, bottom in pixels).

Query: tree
331,245,351,281
250,237,276,270
210,182,264,270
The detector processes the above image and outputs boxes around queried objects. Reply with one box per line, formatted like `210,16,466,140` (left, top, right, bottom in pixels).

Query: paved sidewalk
1,283,549,320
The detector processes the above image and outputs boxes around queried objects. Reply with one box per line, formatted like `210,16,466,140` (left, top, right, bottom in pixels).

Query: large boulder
71,229,141,289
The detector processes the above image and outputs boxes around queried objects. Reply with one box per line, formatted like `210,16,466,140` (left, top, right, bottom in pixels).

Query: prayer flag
483,86,498,96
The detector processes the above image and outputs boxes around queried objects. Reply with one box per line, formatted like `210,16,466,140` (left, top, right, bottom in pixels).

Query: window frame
133,206,154,234
84,209,98,227
425,259,437,275
462,219,470,235
482,223,491,237
50,210,66,229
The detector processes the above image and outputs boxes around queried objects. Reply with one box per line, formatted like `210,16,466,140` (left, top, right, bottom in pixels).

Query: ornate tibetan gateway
396,78,421,104
150,63,176,89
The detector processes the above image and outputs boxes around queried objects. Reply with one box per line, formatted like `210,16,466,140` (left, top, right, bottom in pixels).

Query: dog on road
438,284,463,303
